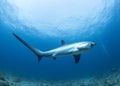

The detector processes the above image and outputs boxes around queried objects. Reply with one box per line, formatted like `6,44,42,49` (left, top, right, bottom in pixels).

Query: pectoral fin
73,54,81,64
52,54,57,60
53,57,56,60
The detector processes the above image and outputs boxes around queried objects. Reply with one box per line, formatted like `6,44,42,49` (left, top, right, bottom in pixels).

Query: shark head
88,42,96,48
77,42,96,52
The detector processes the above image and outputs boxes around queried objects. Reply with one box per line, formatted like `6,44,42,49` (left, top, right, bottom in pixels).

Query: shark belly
50,48,81,57
46,46,74,57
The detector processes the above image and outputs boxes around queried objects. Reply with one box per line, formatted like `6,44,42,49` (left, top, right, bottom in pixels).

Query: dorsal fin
61,40,65,46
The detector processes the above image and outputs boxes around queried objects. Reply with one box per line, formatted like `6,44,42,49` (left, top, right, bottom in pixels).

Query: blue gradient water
0,0,120,81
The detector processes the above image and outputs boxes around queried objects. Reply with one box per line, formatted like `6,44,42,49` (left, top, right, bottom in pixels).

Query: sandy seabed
0,67,120,86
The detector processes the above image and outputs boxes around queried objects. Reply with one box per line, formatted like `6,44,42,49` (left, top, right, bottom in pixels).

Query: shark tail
13,33,43,62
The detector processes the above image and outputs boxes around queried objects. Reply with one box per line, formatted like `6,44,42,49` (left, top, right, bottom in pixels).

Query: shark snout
91,42,96,47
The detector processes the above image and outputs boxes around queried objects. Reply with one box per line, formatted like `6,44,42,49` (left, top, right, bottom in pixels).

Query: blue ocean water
0,0,120,81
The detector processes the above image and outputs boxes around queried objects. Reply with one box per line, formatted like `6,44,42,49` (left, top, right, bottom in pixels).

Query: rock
104,79,117,86
0,74,5,81
0,81,9,86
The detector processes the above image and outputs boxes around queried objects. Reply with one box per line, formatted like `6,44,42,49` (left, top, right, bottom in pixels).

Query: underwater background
0,0,120,84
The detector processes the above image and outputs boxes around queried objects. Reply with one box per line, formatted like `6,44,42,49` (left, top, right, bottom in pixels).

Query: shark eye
89,43,96,47
88,43,92,47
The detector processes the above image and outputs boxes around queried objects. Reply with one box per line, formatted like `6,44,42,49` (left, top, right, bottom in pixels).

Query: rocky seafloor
0,67,120,86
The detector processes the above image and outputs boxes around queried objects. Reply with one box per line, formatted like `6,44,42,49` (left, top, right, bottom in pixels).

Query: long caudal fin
13,33,43,62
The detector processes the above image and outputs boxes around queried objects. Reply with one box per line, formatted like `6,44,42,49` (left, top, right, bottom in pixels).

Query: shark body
13,33,96,64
